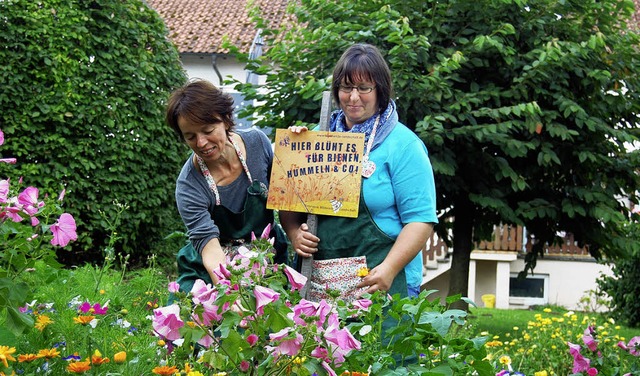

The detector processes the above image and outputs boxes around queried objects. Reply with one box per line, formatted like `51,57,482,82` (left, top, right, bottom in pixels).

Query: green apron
315,188,407,299
176,179,287,294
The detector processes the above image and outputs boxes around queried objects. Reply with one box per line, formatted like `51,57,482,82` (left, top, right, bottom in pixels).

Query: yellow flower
157,339,166,347
0,346,17,368
99,289,106,294
113,351,127,364
152,365,179,375
67,360,92,373
187,372,205,376
499,355,511,365
356,267,369,277
36,348,60,359
73,315,96,325
34,314,54,331
534,371,548,376
543,308,552,313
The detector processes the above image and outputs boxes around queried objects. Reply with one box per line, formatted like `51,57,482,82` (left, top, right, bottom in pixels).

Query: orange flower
18,353,38,363
36,348,60,359
73,315,96,325
67,360,92,373
152,365,179,375
91,349,110,365
0,346,17,368
113,351,127,363
34,314,54,331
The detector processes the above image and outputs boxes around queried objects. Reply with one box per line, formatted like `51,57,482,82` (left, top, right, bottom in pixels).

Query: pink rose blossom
50,213,78,247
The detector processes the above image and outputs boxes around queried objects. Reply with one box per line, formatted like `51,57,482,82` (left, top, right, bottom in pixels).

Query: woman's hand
288,125,309,134
289,223,319,258
357,262,396,294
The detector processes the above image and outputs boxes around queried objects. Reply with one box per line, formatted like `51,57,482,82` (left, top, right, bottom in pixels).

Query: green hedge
0,0,188,264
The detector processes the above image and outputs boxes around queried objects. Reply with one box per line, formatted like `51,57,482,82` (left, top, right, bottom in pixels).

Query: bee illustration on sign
329,197,343,213
279,135,290,147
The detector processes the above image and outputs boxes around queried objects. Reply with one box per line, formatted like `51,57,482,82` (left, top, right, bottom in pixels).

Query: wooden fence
423,224,591,262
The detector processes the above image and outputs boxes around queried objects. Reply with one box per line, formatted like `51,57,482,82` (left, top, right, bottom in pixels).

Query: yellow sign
267,129,365,218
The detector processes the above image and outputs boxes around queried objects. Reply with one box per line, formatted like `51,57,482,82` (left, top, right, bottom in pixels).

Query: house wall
180,53,246,90
506,257,613,311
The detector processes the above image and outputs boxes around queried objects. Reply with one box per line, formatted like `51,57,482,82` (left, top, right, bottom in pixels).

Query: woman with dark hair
282,43,438,300
166,79,288,293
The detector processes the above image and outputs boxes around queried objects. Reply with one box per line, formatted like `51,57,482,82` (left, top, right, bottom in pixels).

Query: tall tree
228,0,640,302
0,0,188,264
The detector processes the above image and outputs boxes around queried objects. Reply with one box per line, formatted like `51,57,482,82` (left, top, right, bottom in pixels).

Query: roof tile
145,0,289,54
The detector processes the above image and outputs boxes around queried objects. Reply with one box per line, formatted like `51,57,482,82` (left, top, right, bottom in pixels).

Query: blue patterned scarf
329,100,398,152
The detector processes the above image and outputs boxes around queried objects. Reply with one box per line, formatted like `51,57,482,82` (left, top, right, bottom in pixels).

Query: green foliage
227,0,640,295
0,0,188,264
597,217,640,328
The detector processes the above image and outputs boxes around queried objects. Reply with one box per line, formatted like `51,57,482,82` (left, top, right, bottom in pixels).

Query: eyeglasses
338,84,376,94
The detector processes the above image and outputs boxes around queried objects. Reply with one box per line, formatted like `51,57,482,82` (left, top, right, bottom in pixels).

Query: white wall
508,257,613,311
180,53,246,90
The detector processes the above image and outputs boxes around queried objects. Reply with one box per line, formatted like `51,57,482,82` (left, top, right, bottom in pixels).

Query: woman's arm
358,222,434,293
200,237,227,284
278,211,319,258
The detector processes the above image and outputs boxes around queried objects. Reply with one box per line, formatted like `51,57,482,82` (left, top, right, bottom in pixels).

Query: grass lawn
465,306,640,340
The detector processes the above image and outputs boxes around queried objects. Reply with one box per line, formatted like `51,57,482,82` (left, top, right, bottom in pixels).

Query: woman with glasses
166,79,289,293
282,43,438,300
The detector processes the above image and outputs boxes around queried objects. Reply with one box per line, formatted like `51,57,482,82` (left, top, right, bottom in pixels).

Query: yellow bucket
481,294,496,308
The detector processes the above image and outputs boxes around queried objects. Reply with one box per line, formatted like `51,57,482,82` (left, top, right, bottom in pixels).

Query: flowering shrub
481,309,640,375
152,227,492,375
1,127,78,336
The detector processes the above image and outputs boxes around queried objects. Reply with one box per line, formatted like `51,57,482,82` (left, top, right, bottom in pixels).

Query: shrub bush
0,0,188,265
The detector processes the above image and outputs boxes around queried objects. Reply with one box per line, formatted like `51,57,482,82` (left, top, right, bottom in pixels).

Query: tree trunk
448,197,475,310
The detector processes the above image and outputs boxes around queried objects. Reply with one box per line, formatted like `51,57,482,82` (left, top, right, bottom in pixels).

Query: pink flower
58,188,66,201
587,367,599,376
259,223,272,239
246,333,259,346
324,313,360,352
79,302,108,315
352,298,373,310
0,158,16,164
628,336,640,356
267,328,303,356
496,371,510,376
0,179,8,203
284,265,307,291
311,346,329,361
291,299,332,327
167,282,180,294
0,128,4,145
152,304,184,341
254,285,279,315
190,279,217,305
239,360,250,372
583,326,598,352
18,186,44,216
50,213,78,247
568,342,591,373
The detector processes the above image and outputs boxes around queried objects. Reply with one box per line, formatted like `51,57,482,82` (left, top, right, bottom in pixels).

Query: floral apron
315,187,407,299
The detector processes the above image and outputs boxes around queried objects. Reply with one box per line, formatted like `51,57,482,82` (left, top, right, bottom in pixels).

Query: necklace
196,135,253,205
361,115,380,178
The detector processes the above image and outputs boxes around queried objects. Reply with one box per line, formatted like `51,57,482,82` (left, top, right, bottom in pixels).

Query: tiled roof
147,0,640,55
144,0,290,54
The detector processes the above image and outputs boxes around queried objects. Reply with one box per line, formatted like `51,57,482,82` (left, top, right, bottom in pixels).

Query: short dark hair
331,43,392,113
165,79,235,141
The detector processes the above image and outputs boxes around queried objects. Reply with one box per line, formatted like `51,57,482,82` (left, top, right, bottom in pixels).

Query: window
509,273,548,306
